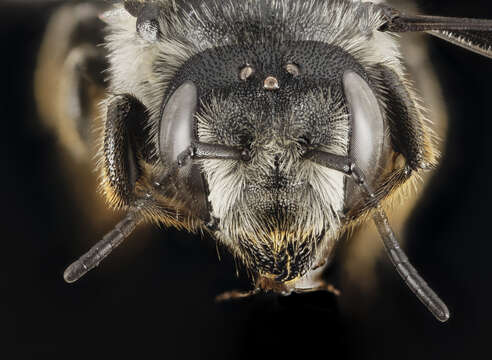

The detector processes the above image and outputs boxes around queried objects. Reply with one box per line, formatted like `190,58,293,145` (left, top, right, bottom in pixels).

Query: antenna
63,210,143,283
304,149,450,322
371,206,450,322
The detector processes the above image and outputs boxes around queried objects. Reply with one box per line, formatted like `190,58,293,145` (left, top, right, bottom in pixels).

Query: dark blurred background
1,0,491,359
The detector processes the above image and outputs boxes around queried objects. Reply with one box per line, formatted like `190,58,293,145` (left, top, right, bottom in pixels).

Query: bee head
156,38,397,281
107,1,412,283
67,0,463,320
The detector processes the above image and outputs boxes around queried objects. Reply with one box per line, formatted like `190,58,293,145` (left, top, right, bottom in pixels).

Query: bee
35,0,492,322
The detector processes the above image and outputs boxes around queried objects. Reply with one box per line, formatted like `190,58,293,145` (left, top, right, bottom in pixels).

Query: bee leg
102,94,151,207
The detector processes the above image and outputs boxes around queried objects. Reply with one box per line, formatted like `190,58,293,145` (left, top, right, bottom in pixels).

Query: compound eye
239,65,255,81
284,63,300,77
343,71,384,178
159,81,210,222
159,81,198,164
343,70,389,211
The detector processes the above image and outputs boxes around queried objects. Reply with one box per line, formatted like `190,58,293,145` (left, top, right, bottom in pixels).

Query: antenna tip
437,307,451,323
63,261,86,284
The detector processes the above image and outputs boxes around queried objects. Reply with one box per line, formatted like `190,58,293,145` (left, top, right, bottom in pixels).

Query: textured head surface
102,0,408,281
104,0,401,119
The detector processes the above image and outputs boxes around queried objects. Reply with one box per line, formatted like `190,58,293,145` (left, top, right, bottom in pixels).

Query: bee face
104,0,410,284
156,41,372,280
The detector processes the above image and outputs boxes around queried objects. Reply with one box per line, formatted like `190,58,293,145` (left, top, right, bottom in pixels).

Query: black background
1,0,492,359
